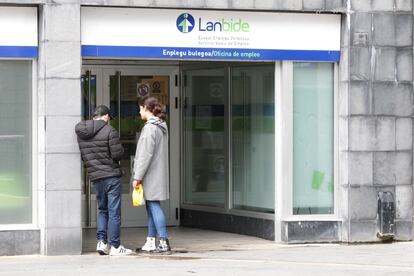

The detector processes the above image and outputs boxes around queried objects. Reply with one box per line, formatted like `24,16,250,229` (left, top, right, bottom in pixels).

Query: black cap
93,105,113,119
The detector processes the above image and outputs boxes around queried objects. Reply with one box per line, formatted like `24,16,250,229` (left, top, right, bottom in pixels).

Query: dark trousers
93,176,122,248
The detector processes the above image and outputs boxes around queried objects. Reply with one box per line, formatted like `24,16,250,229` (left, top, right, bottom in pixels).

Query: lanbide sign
82,7,340,61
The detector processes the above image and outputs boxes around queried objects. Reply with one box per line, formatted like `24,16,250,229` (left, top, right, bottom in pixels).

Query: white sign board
0,7,38,57
82,7,340,61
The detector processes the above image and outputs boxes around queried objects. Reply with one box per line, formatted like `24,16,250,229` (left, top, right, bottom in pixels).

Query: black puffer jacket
75,119,124,181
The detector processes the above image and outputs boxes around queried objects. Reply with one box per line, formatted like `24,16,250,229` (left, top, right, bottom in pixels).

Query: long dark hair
139,96,167,121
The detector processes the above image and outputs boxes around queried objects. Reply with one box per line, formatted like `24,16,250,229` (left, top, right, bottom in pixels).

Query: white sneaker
96,240,110,255
109,245,133,256
140,237,157,252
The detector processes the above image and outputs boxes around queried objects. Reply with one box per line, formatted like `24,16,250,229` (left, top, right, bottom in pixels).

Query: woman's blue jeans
146,200,168,239
93,176,122,248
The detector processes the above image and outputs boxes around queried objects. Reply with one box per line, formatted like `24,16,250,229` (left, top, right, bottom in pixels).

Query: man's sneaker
109,245,133,256
96,240,109,255
136,237,157,253
154,238,171,255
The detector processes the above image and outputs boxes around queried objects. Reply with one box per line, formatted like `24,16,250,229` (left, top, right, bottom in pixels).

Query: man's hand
132,179,143,189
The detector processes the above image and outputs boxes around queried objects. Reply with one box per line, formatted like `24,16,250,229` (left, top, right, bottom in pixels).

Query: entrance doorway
81,61,275,242
81,66,180,227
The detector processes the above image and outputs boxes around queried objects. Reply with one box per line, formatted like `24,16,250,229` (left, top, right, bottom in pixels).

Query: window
182,64,275,213
0,60,33,224
183,68,226,207
231,65,275,212
292,62,334,215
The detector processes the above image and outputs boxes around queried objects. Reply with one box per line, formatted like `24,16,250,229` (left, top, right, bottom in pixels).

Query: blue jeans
93,176,122,248
146,200,168,239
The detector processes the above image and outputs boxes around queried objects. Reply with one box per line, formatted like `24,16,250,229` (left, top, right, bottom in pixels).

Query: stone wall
37,0,82,255
345,0,413,241
80,0,344,11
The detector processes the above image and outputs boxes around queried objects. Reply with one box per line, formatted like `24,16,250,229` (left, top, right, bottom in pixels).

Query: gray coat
133,117,169,201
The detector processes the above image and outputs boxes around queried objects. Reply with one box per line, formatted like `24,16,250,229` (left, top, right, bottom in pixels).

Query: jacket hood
147,117,168,134
75,119,107,139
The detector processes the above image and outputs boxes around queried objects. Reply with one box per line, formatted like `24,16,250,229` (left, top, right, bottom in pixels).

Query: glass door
182,67,227,207
82,66,179,227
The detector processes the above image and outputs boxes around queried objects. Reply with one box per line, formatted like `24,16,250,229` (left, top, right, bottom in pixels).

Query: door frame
81,65,180,227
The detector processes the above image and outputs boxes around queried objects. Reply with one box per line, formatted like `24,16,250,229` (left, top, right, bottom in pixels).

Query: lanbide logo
176,13,195,33
176,13,250,33
198,18,250,32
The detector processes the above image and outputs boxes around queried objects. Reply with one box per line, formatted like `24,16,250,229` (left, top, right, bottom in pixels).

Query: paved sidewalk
1,227,414,276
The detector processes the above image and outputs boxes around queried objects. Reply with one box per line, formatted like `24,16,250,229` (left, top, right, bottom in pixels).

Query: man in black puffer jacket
75,105,132,256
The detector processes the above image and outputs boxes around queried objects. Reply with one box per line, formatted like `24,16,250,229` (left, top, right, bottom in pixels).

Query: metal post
86,70,92,227
117,71,121,138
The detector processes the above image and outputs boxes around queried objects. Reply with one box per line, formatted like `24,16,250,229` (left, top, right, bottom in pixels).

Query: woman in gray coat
132,96,170,254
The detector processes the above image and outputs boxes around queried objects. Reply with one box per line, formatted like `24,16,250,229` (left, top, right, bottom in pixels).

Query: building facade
0,0,412,255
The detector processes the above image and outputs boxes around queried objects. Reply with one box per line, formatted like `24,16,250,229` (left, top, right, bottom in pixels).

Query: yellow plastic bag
132,184,145,206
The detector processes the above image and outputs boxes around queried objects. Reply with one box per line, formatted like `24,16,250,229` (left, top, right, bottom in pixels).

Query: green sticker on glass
312,170,325,190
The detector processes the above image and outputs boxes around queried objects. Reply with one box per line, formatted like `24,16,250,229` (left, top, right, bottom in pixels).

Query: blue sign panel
0,46,38,58
82,45,340,61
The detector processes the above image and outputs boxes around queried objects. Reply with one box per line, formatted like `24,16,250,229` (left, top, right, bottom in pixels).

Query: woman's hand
132,179,143,189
